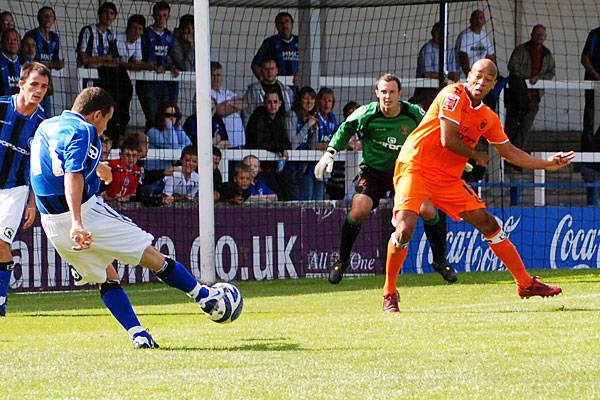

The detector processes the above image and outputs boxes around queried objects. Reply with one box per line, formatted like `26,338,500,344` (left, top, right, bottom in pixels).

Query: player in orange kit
382,59,575,312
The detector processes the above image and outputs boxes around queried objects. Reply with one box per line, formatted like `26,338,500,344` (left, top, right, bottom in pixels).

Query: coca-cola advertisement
7,205,600,292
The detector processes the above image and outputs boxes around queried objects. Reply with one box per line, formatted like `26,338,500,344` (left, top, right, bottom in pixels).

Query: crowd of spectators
1,4,599,206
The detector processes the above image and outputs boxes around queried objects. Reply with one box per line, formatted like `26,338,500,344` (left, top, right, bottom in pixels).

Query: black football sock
423,210,448,264
339,215,362,263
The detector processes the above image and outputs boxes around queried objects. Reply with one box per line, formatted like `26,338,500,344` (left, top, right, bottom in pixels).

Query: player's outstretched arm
65,172,92,250
495,142,575,171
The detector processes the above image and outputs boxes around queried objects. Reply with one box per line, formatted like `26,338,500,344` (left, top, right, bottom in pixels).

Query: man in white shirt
210,61,247,149
455,9,496,78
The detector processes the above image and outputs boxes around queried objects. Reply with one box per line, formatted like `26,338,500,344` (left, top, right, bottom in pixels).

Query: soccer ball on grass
206,282,243,323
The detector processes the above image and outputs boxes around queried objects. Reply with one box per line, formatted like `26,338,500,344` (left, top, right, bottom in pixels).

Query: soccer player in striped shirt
0,62,50,316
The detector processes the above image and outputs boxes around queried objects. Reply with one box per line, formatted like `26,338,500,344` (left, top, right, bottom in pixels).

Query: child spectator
146,101,192,171
242,155,278,202
104,136,143,202
100,135,113,161
162,146,199,204
219,165,252,205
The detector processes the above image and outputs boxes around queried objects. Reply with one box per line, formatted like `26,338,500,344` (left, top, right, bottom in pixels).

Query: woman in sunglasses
146,101,192,171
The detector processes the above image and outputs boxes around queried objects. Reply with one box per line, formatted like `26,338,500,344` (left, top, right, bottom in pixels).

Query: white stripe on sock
0,296,5,306
187,283,202,302
127,325,144,337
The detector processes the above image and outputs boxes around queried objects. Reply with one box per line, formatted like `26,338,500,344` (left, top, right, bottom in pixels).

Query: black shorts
353,164,394,209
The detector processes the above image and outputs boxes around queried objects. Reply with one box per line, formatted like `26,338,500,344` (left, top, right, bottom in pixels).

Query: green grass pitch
2,269,600,399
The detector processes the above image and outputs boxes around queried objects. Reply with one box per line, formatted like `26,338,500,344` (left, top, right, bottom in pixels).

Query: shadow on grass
159,340,302,352
11,269,600,314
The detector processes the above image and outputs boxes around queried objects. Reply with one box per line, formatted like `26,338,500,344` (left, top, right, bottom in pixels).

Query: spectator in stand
580,24,600,204
0,11,15,35
242,155,278,202
76,2,132,143
219,165,252,205
0,29,22,96
146,101,191,171
455,9,495,79
172,14,194,71
251,11,299,86
243,58,294,128
246,88,295,199
104,136,143,203
326,101,363,200
246,88,291,154
184,97,229,149
210,61,246,149
162,146,198,204
100,135,113,161
19,35,36,62
24,7,64,71
132,130,177,205
309,87,339,200
414,22,460,110
505,24,555,152
116,15,155,72
212,146,222,202
138,1,180,130
581,25,600,139
286,86,318,200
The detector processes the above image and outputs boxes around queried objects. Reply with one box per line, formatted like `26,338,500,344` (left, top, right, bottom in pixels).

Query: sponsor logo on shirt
88,144,99,159
442,94,460,112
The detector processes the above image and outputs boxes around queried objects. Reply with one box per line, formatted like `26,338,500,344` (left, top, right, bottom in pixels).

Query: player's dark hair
20,61,52,82
152,1,171,15
127,14,146,30
37,6,56,24
120,135,139,152
72,87,115,116
275,12,293,25
210,61,222,71
181,145,197,159
375,73,401,91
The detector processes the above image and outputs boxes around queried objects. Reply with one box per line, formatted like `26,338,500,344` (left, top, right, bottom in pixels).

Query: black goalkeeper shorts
353,164,394,209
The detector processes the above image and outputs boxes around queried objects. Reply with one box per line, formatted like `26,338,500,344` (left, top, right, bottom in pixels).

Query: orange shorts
392,163,486,221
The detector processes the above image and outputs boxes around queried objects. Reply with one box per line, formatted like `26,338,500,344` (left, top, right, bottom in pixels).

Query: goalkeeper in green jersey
314,73,457,284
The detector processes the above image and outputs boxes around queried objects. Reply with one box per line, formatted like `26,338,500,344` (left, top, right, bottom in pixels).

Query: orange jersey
396,83,508,180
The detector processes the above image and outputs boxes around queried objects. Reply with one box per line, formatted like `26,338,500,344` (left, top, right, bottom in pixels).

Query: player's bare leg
0,241,14,317
329,193,373,284
460,208,561,298
139,246,225,313
420,200,457,283
383,210,418,312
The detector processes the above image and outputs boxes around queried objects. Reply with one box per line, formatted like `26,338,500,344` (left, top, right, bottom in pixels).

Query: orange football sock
383,239,408,295
486,230,533,287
